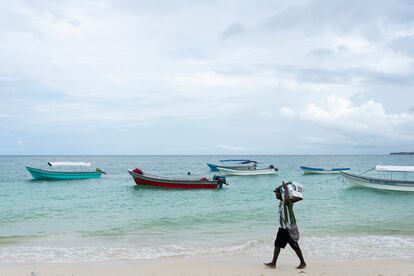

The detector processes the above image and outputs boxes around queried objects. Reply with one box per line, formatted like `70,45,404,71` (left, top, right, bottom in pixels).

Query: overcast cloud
1,0,413,154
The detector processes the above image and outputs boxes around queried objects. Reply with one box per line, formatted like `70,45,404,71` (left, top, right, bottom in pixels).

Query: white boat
207,159,257,172
300,166,350,174
217,166,278,176
340,165,414,192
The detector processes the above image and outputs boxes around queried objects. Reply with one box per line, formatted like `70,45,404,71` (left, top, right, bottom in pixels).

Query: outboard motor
274,181,304,203
96,167,107,174
269,164,278,171
213,175,227,188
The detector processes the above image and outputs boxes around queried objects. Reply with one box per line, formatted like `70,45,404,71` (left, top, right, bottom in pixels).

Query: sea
1,155,414,263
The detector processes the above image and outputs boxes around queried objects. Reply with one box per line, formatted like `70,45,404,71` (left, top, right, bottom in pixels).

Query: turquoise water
1,155,414,262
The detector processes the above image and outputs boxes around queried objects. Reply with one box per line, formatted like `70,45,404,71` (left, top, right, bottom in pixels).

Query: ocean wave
0,235,413,263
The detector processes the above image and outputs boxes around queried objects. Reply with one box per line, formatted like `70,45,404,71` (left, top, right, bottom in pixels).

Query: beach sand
0,254,413,276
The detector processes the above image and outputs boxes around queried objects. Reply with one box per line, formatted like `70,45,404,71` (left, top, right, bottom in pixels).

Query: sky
1,0,414,155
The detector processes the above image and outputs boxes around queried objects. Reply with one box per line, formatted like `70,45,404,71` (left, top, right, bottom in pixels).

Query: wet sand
1,254,413,276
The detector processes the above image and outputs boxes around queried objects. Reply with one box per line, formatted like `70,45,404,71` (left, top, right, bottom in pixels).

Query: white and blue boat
207,159,258,172
341,165,414,192
217,165,278,176
300,166,351,174
26,162,105,180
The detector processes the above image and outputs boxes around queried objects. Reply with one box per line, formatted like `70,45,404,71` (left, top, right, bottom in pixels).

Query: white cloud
279,106,296,118
299,95,414,141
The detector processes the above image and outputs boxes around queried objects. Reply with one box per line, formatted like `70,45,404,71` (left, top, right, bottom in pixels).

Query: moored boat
26,162,105,180
207,159,258,172
341,165,414,192
128,168,227,189
300,166,350,174
217,165,278,176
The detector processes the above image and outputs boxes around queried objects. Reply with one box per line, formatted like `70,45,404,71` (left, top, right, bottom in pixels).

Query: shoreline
2,233,413,262
1,254,413,276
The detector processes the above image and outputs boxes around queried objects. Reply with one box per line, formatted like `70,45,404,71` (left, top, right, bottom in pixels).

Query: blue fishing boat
207,159,258,172
26,162,105,180
300,166,350,174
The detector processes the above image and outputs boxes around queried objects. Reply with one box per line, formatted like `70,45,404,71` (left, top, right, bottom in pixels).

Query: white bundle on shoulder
280,182,304,203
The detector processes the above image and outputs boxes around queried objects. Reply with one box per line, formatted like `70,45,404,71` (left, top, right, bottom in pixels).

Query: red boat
128,168,227,189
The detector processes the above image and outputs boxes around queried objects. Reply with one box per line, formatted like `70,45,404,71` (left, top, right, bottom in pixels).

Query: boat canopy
219,159,257,164
48,162,91,167
375,165,414,172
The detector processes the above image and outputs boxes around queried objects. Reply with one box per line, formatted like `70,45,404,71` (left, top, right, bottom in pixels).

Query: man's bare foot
264,262,276,268
296,263,306,269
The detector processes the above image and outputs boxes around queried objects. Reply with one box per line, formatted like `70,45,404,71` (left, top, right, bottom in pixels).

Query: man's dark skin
264,183,306,269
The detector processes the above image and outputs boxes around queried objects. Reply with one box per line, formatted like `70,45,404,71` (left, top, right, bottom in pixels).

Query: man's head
273,187,282,200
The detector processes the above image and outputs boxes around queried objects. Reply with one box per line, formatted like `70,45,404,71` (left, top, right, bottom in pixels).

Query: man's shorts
274,228,300,250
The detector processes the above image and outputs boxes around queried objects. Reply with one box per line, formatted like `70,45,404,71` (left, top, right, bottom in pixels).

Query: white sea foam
302,235,414,260
0,235,413,263
248,235,414,260
0,243,253,263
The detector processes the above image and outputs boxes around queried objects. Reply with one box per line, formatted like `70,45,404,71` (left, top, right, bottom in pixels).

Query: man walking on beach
265,181,306,269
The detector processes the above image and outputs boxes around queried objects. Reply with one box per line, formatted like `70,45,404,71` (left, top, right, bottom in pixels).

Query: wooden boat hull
340,171,414,192
300,166,350,175
128,170,224,189
217,167,278,176
26,167,102,180
207,163,256,172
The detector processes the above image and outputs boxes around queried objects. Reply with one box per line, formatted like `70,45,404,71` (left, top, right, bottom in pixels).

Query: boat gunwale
340,171,414,186
218,167,277,172
207,163,257,170
128,170,219,185
300,166,350,171
26,166,102,175
217,167,278,176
